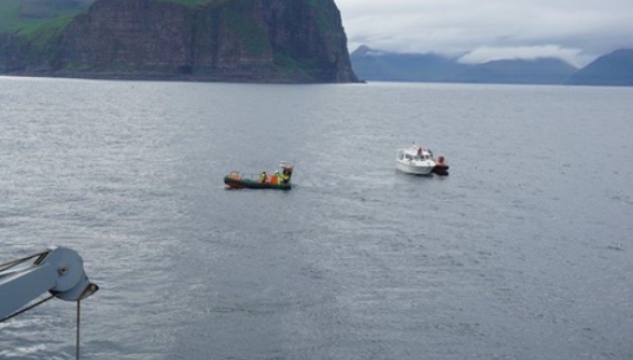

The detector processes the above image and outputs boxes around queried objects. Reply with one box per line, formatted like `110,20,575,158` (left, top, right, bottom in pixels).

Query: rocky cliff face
0,0,359,83
260,0,357,82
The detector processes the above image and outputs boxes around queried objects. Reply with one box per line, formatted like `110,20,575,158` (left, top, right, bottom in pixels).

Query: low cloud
457,46,590,68
337,0,633,66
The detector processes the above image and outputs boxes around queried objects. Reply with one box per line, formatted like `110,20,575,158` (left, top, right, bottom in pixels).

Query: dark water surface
1,77,632,359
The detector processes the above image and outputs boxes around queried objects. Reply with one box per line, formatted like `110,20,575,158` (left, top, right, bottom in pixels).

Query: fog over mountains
350,46,633,86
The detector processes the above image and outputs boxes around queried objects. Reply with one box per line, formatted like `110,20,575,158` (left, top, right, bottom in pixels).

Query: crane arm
0,246,98,321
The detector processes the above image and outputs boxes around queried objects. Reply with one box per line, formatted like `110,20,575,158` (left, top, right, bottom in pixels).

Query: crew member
260,171,267,183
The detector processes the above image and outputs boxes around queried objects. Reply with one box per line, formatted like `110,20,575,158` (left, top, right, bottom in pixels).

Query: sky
335,0,633,68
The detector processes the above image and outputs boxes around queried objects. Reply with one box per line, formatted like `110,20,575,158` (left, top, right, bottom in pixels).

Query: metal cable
0,295,54,324
0,297,86,360
76,300,81,360
0,252,47,273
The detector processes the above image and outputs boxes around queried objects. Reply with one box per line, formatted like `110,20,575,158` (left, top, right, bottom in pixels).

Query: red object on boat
432,155,449,176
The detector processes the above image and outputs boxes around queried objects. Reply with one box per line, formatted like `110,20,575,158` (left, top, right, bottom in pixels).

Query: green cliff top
0,0,87,33
0,0,227,33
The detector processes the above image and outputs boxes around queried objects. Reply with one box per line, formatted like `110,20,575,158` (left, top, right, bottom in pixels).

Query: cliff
0,0,359,83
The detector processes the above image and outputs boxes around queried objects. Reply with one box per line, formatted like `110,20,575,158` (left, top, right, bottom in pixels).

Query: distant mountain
567,49,633,86
454,58,578,84
350,45,463,82
350,45,578,85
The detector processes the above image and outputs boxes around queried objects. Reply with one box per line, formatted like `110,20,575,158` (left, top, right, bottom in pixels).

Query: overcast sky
335,0,633,67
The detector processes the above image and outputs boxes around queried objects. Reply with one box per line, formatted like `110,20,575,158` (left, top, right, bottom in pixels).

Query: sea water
0,77,632,359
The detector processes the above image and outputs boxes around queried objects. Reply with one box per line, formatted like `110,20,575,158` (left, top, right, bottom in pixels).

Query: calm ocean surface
0,76,632,360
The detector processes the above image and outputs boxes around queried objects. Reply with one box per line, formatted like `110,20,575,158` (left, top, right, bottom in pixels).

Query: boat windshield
410,153,431,161
400,148,433,161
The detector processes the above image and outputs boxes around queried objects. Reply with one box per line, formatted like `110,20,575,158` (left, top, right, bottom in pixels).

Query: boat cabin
397,147,434,162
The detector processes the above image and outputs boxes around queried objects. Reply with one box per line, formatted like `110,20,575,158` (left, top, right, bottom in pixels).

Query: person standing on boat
282,168,291,184
260,171,267,183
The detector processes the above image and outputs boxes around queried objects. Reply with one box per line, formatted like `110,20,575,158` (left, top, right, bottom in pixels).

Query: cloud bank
336,0,633,67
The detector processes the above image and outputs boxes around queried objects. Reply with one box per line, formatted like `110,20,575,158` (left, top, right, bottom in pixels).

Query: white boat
395,145,436,175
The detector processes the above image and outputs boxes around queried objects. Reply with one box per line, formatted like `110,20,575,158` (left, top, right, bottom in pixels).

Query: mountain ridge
567,49,633,86
350,45,578,85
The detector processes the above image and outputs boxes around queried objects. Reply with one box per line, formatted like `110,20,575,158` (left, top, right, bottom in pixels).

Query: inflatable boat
224,163,293,190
